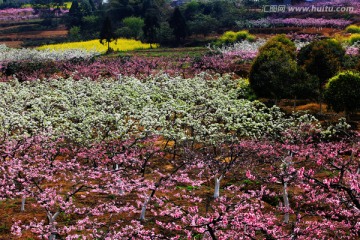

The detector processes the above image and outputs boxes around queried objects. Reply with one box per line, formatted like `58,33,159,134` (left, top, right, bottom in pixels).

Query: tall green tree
100,16,116,53
188,14,218,37
66,0,83,28
169,7,187,43
298,39,345,112
249,35,298,104
324,71,360,120
143,8,159,48
122,17,144,39
108,0,133,22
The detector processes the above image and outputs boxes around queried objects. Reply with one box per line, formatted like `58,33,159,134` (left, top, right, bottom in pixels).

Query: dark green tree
100,16,116,53
249,36,298,104
260,34,296,58
298,39,345,84
188,14,218,37
183,0,202,20
143,8,159,48
298,39,345,112
108,0,133,22
66,0,83,28
122,17,144,39
88,0,96,11
80,0,93,17
324,71,360,120
169,7,187,43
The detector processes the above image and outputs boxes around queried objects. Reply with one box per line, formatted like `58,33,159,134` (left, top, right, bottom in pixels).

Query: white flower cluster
0,44,99,63
208,39,267,59
0,74,319,144
208,39,312,58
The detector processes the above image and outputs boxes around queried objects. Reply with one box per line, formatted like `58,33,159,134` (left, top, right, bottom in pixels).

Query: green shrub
115,27,133,39
121,17,144,40
345,25,360,33
260,34,296,57
349,34,360,45
298,39,345,85
68,26,81,41
324,71,360,118
155,22,175,45
216,30,255,45
249,44,298,101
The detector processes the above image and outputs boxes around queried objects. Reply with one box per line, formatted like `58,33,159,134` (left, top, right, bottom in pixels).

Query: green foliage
121,17,144,40
155,22,175,46
348,34,360,45
249,35,298,101
80,0,92,16
236,78,257,100
108,0,134,21
115,26,133,39
143,8,160,47
215,30,255,46
345,25,360,33
183,0,201,20
342,54,360,71
66,0,83,28
260,34,296,58
81,15,101,39
298,39,345,85
40,16,58,28
0,223,10,234
169,7,187,43
99,16,116,53
291,68,319,100
68,26,81,41
324,71,360,115
175,185,199,191
188,14,218,36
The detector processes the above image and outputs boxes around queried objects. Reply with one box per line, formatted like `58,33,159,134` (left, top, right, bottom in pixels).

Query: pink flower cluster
0,8,39,22
0,128,359,239
0,7,68,22
0,55,240,81
346,45,359,56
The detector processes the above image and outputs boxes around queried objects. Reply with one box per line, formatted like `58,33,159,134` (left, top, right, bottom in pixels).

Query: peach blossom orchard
0,20,359,238
0,69,359,239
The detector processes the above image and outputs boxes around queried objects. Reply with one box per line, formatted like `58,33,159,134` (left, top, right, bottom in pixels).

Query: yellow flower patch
37,38,158,53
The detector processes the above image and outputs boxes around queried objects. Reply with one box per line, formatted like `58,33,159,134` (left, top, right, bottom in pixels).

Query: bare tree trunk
140,194,151,221
213,175,223,199
21,197,26,211
283,181,290,224
47,211,60,240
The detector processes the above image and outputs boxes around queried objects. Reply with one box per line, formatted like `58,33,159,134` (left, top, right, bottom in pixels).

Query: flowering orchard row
1,119,358,239
1,40,358,82
0,74,316,144
0,56,244,81
237,18,352,29
0,8,39,22
0,44,98,63
0,72,358,239
0,7,68,22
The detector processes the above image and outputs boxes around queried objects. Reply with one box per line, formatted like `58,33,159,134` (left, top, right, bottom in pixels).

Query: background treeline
1,0,281,45
64,0,271,45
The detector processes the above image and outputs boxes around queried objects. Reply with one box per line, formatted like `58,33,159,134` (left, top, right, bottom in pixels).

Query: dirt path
0,28,68,47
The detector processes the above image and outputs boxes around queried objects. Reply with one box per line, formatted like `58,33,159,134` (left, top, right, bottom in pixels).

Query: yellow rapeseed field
37,38,158,53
